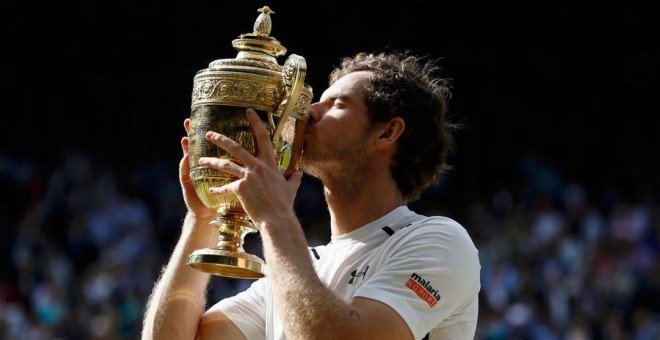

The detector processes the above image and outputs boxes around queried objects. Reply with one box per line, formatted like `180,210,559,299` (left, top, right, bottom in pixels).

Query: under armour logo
348,266,370,284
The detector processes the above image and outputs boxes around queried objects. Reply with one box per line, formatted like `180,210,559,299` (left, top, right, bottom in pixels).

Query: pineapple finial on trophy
254,6,274,36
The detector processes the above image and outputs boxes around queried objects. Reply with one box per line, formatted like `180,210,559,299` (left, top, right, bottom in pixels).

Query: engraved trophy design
186,6,312,278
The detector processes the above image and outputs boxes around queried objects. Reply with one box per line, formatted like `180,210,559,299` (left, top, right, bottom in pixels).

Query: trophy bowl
185,6,312,279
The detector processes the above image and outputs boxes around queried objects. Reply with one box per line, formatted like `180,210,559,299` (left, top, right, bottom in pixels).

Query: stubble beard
299,134,371,191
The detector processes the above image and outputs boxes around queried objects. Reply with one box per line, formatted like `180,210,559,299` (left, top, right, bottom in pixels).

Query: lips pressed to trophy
186,6,312,279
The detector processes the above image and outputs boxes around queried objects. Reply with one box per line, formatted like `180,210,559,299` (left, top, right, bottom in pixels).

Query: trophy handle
272,54,307,177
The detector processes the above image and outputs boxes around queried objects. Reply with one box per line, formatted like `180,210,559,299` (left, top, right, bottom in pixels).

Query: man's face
300,71,374,178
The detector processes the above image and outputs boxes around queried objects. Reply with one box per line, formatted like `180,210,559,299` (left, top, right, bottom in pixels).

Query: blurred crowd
1,150,658,339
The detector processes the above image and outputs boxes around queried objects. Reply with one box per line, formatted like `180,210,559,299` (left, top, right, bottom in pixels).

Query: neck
322,169,404,236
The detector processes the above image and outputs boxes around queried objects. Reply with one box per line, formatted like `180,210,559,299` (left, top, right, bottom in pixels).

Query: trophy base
187,248,266,279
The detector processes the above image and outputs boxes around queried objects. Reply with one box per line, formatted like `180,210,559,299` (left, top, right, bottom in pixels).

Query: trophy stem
186,212,266,279
213,212,253,252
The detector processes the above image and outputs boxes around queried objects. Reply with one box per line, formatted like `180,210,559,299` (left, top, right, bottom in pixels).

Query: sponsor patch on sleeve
405,273,441,308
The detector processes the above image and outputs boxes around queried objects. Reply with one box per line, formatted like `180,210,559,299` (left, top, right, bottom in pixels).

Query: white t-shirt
210,206,481,339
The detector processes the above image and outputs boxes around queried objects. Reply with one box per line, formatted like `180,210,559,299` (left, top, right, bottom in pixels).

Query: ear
375,117,405,149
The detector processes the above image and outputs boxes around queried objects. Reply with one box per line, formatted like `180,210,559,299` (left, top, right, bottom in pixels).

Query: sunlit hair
329,52,456,202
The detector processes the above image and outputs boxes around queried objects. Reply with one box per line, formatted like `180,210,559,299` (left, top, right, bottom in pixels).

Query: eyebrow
321,91,351,103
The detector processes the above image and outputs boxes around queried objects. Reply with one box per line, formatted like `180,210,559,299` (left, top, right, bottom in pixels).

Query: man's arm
260,214,414,339
141,121,246,340
141,212,217,339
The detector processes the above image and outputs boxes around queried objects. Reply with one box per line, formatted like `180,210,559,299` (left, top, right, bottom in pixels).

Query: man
142,52,481,339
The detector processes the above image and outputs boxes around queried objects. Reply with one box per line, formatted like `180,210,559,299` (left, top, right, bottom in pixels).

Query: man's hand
198,108,303,228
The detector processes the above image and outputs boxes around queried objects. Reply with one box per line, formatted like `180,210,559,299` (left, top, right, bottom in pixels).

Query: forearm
259,214,362,339
142,213,217,339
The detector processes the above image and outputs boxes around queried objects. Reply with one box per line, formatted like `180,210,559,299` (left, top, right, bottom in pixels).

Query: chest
263,243,391,340
312,241,390,300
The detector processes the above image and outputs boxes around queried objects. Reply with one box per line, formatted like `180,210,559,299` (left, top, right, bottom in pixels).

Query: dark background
1,0,659,338
3,0,658,204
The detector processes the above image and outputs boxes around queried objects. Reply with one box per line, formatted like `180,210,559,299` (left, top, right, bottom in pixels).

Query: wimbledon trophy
186,6,312,278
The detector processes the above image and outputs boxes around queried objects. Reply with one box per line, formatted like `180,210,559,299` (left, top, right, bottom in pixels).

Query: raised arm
141,119,245,340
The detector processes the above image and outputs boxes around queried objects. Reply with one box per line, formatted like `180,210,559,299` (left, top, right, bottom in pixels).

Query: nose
307,101,323,124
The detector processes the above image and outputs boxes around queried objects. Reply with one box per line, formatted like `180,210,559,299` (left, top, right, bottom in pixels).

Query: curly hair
329,52,456,203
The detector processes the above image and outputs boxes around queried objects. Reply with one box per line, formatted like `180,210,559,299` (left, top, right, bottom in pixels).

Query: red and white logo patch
406,273,441,308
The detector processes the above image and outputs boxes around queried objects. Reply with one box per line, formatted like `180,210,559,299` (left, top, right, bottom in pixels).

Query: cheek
328,122,354,141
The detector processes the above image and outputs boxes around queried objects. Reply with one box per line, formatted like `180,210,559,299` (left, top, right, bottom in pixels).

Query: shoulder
353,214,481,336
393,215,477,249
412,215,465,231
382,214,480,273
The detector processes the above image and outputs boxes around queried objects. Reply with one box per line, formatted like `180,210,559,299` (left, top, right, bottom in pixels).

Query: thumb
181,136,190,156
180,137,192,182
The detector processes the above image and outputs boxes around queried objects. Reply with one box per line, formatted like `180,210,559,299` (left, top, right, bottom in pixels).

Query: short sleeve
353,218,481,340
208,278,268,340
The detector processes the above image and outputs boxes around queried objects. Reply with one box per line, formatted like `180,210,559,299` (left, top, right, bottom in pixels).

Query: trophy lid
208,6,287,71
192,6,312,114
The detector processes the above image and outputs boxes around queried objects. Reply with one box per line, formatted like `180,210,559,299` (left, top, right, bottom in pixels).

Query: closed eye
331,95,349,108
333,100,346,109
320,93,349,109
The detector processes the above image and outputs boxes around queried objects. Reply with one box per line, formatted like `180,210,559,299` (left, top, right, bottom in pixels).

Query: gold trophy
186,6,312,279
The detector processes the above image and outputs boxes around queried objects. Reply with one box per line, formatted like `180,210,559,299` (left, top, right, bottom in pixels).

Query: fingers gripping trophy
186,6,312,279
